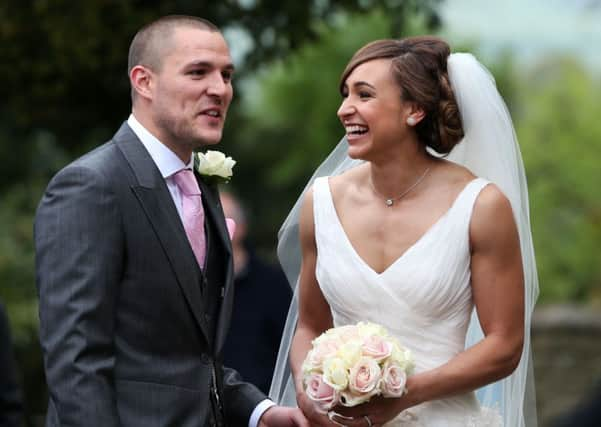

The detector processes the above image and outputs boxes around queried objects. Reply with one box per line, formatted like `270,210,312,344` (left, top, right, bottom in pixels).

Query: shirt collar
127,114,194,178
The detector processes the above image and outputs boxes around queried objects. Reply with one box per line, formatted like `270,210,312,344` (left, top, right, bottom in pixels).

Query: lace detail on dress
386,406,502,427
466,405,503,427
385,410,425,427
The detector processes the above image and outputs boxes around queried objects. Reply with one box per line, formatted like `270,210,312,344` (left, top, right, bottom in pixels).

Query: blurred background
0,0,599,426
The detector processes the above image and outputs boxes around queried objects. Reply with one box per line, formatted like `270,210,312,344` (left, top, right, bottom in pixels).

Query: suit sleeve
34,164,123,426
221,365,267,426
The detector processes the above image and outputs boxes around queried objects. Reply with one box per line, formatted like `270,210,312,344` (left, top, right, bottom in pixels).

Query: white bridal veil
270,53,539,427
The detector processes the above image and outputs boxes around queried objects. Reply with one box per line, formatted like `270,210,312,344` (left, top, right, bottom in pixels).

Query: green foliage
516,58,601,303
0,0,440,158
0,183,41,345
0,134,68,343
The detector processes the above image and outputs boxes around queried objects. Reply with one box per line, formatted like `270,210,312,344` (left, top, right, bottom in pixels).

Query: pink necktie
173,169,206,267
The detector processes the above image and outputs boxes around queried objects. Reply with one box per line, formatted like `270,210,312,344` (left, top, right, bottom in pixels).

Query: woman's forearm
405,331,523,407
289,325,318,393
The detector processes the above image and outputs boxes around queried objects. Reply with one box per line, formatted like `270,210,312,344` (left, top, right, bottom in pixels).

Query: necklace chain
369,167,431,207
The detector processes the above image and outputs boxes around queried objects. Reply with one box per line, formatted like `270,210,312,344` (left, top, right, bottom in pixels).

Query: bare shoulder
298,185,317,246
473,184,513,220
470,183,517,248
437,159,476,183
328,164,367,198
300,184,316,223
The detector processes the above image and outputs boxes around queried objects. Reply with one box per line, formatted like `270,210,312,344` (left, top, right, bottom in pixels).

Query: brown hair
127,15,219,100
340,36,464,154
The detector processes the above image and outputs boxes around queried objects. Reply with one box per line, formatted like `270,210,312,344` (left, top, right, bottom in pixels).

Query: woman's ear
406,105,426,126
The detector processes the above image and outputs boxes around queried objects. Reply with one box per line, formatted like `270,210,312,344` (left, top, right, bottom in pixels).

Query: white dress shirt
127,114,191,220
127,114,274,427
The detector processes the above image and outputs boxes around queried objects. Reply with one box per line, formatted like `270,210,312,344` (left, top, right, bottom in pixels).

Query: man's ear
130,65,154,101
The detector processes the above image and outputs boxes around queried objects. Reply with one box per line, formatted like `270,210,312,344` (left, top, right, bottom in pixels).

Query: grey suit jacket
34,123,265,426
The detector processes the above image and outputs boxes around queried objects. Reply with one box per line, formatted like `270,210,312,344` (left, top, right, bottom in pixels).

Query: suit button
204,313,211,322
201,354,211,364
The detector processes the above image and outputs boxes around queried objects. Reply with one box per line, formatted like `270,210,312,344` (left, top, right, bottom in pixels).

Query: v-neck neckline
324,177,478,276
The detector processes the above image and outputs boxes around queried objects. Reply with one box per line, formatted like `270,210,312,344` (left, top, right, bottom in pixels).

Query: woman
271,36,538,426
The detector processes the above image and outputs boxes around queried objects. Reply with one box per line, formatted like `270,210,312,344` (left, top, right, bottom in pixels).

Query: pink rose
381,362,407,397
305,373,339,412
348,357,381,395
362,335,393,361
309,339,340,366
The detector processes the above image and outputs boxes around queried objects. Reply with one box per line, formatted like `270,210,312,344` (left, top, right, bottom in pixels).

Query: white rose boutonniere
195,150,236,184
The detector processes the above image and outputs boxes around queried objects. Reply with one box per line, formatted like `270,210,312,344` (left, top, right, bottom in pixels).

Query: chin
347,143,371,160
197,132,223,146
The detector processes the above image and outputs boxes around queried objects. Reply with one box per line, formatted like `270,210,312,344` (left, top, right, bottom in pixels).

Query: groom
34,15,306,427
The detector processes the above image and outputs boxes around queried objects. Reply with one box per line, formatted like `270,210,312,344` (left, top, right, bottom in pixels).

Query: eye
188,68,207,77
358,91,372,99
221,70,233,83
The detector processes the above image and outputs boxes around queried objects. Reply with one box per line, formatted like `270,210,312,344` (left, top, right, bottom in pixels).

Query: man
220,192,292,394
0,301,23,427
34,15,307,427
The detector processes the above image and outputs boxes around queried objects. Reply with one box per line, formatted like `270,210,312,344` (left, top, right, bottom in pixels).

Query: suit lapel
114,123,211,343
196,176,234,354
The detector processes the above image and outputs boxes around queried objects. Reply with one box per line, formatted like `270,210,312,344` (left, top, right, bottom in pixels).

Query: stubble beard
155,110,218,153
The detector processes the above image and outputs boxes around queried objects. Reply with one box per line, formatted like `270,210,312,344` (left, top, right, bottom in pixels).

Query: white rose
357,322,388,339
336,341,363,369
196,150,236,180
322,357,349,391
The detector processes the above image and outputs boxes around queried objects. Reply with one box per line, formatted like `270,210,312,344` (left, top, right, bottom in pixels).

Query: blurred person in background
220,191,292,395
0,301,23,427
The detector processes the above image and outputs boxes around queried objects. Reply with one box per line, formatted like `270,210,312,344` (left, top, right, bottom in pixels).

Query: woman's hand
329,394,411,427
296,390,339,427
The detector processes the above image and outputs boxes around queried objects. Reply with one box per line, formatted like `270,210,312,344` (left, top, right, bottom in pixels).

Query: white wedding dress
312,175,502,427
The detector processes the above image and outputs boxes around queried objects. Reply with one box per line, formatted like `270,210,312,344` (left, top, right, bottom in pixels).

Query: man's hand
258,406,310,427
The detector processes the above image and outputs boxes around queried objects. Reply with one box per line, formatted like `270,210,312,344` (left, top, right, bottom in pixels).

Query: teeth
345,125,368,134
206,111,219,117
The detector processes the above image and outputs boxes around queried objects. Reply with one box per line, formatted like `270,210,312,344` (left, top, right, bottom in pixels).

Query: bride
270,36,538,426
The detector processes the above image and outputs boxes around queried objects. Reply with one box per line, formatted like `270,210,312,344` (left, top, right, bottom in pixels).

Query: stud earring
406,117,417,126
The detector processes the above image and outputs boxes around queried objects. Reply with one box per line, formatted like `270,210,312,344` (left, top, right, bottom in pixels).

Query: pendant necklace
369,167,431,207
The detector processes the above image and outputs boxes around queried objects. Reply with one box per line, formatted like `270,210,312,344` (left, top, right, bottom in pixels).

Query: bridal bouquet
302,322,414,412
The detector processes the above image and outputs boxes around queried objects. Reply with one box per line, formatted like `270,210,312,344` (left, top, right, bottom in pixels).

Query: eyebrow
353,81,376,90
185,60,235,72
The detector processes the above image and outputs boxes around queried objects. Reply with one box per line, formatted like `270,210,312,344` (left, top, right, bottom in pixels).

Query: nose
206,71,228,98
337,97,355,121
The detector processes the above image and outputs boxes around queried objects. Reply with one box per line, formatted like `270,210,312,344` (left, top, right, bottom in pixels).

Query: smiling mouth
199,108,223,119
345,124,368,136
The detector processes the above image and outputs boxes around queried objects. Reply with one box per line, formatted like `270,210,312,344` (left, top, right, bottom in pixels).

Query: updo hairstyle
339,36,464,154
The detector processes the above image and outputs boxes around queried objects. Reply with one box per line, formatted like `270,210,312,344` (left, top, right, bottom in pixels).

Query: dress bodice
312,176,502,426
